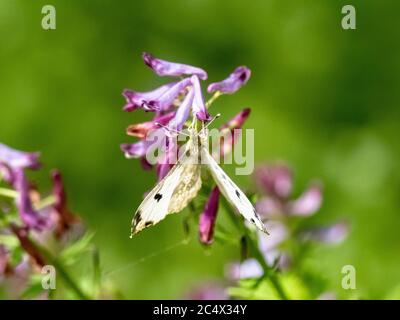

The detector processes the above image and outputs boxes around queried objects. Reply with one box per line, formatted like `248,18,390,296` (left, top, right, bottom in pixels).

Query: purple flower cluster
0,143,80,293
228,164,349,280
121,53,252,241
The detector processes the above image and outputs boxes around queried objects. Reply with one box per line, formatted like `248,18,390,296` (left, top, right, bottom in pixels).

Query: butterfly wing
202,148,268,233
131,140,201,236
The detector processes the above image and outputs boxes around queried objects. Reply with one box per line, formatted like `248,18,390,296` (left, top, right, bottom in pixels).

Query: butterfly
130,116,268,237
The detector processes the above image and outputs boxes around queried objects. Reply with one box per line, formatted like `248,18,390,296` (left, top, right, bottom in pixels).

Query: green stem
0,187,18,198
206,91,222,108
35,242,90,300
221,199,288,300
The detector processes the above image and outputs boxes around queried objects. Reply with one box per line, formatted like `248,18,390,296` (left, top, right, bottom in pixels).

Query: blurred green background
1,0,399,299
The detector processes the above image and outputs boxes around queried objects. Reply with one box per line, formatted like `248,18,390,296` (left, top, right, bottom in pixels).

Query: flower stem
221,199,288,300
206,91,222,108
34,241,90,300
0,187,18,198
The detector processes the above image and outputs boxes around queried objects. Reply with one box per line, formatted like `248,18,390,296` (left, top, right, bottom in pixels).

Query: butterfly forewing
202,148,267,233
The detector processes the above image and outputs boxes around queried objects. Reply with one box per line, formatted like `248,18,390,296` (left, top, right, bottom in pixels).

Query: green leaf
228,273,311,300
59,232,95,265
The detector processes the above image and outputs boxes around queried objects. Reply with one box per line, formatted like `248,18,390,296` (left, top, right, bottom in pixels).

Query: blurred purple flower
208,66,251,94
0,143,41,170
51,170,80,238
191,75,211,121
288,183,323,216
143,52,208,80
186,283,227,300
255,165,293,200
10,224,46,268
301,221,349,244
199,187,221,245
13,169,48,231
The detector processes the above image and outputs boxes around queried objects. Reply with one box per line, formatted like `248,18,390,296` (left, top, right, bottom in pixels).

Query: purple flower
254,165,293,200
143,52,208,80
217,109,251,158
186,283,227,300
10,224,46,267
168,87,194,130
199,187,221,245
156,141,178,180
288,183,323,216
146,77,192,112
227,258,263,280
122,82,178,112
191,75,211,121
13,169,48,231
0,143,40,170
208,66,251,94
120,140,152,159
126,112,175,139
301,221,349,244
51,170,79,238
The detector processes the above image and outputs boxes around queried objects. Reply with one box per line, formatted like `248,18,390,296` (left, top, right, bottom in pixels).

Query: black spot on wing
235,190,240,198
250,218,255,224
133,211,142,225
145,221,154,227
154,193,162,202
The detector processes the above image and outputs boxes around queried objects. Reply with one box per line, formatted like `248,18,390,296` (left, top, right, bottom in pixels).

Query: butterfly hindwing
131,162,185,235
202,148,267,233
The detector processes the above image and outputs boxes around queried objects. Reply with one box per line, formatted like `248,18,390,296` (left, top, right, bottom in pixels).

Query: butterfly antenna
202,113,221,132
154,123,189,137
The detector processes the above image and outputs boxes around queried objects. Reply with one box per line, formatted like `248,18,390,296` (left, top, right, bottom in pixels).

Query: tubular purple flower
217,109,251,158
303,221,349,244
0,162,15,185
156,141,177,180
0,143,40,170
258,221,288,252
168,87,194,130
186,283,227,300
13,169,47,231
147,77,192,111
122,82,177,112
143,52,208,80
199,187,221,245
51,170,79,238
120,141,151,159
289,183,322,216
191,75,211,121
255,197,283,218
207,66,251,94
220,108,251,131
254,165,293,199
126,112,175,139
227,259,263,280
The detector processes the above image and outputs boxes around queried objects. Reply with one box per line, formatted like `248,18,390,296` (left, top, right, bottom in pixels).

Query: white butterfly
130,117,267,237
